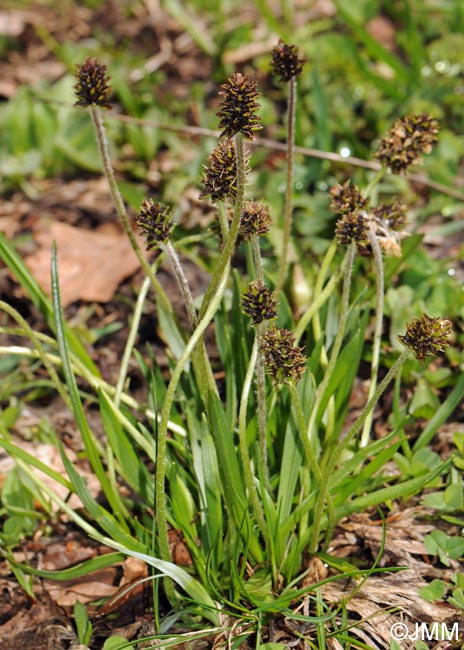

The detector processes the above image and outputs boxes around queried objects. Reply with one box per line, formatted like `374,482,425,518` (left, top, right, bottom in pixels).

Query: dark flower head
398,314,453,363
137,199,173,249
335,213,369,246
271,40,305,83
199,139,238,203
239,201,272,239
372,202,407,232
260,326,307,385
375,113,439,174
330,182,369,246
217,72,262,140
330,181,369,216
74,57,112,109
242,280,277,325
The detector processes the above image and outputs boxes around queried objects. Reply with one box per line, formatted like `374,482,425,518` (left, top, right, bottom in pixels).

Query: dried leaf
25,222,146,307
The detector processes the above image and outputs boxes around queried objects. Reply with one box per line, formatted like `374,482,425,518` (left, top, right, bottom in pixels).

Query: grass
0,2,463,648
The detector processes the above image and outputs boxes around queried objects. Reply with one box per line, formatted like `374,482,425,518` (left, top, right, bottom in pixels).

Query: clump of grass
0,45,458,648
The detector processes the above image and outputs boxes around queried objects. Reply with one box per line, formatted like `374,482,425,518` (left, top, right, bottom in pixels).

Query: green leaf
51,243,130,527
103,636,136,650
0,232,98,375
7,553,126,581
73,600,92,645
98,390,154,499
448,587,464,610
95,537,219,625
424,530,464,567
207,390,263,563
335,1,411,83
418,578,446,602
413,373,464,451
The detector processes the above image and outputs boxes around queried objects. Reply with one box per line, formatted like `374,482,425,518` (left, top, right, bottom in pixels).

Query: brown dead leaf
42,567,118,607
25,221,146,307
38,540,95,572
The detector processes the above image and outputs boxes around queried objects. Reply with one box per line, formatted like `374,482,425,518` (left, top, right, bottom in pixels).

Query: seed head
398,314,453,363
199,139,239,203
239,201,272,239
74,57,112,109
260,326,307,385
330,181,369,216
217,72,262,140
330,182,369,245
375,113,439,174
242,280,278,325
271,39,305,83
372,202,407,232
137,199,173,249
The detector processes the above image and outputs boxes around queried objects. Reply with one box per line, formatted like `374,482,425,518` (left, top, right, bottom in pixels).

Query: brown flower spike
260,326,307,385
330,181,369,216
372,202,407,232
137,199,173,249
271,40,305,83
330,182,369,245
375,113,439,174
242,280,277,325
74,57,112,109
217,72,262,140
200,139,239,203
398,314,453,362
239,201,272,239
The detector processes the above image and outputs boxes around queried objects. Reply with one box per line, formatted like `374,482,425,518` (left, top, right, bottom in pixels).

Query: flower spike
217,72,262,140
137,199,173,249
74,57,113,109
398,314,453,362
271,40,305,83
375,113,439,174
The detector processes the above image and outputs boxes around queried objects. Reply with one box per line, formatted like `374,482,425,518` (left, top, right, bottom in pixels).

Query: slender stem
162,240,198,329
251,235,264,282
276,76,297,293
309,242,340,368
360,224,384,447
114,276,151,407
255,322,271,495
308,348,410,553
250,234,271,493
155,262,230,604
238,336,271,550
89,105,172,316
306,243,356,445
294,267,343,343
289,383,322,485
217,202,229,239
364,167,386,197
199,133,246,319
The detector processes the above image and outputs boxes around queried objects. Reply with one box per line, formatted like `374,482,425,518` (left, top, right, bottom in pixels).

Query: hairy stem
155,269,230,604
308,348,410,554
306,242,356,446
89,105,172,315
276,75,297,293
238,336,271,552
360,224,384,447
199,133,246,319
